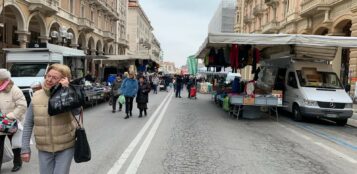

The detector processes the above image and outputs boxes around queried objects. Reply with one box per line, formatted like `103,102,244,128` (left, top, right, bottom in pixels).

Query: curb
348,118,357,127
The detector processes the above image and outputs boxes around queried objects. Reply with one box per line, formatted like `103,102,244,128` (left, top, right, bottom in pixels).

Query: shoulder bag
0,112,17,134
73,108,91,163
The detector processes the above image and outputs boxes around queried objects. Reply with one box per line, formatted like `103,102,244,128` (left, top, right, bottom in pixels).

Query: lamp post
50,27,73,46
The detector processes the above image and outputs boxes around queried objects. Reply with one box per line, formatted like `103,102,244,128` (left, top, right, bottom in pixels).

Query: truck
257,45,353,125
3,43,86,104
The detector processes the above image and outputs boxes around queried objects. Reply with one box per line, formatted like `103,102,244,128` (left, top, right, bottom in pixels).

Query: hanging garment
217,48,225,67
232,77,240,93
230,44,239,69
224,45,231,66
208,48,216,66
253,67,261,81
252,48,261,74
239,45,250,69
216,66,222,72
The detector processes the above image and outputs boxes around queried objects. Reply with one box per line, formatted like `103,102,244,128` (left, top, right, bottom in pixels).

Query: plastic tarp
196,33,357,58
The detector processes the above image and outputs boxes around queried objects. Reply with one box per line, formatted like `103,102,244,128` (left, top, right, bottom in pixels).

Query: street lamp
50,27,73,46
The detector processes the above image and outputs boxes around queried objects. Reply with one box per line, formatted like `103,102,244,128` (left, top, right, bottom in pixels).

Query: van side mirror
345,84,351,93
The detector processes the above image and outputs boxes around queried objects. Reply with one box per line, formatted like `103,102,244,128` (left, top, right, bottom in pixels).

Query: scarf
43,84,51,96
0,80,10,92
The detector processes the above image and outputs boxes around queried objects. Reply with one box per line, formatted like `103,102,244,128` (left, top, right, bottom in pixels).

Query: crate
267,97,278,105
255,97,267,105
230,95,243,104
243,97,255,105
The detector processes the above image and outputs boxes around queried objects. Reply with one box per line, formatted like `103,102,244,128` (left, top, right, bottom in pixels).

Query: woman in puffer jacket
120,71,138,119
0,69,27,172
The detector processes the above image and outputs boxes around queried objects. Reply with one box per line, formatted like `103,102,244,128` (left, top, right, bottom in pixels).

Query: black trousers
175,86,181,97
125,96,134,114
112,95,123,111
0,135,22,170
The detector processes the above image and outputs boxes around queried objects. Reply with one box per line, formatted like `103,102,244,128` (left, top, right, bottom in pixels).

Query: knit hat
0,69,11,80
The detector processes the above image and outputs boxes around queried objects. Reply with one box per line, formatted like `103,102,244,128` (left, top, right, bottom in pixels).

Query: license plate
326,114,338,118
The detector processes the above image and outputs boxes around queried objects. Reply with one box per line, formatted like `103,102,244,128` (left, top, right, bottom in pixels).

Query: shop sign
351,77,357,82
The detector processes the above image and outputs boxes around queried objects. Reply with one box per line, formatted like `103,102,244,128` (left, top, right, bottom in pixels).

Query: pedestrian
187,77,194,98
111,75,123,113
136,76,151,117
152,75,159,94
120,71,138,119
21,64,78,174
0,69,27,172
175,75,183,98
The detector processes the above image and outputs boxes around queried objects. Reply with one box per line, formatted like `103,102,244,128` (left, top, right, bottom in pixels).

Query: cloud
140,0,221,67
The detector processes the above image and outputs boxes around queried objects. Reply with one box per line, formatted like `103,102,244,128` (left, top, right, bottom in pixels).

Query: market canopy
104,54,161,64
196,32,357,58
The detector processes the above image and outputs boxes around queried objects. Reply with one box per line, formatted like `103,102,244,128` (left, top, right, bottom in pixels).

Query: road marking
279,124,312,140
125,93,174,174
314,142,357,164
279,122,357,164
107,92,172,174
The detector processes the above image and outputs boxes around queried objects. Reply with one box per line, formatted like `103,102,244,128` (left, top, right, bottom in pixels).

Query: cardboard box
244,97,255,105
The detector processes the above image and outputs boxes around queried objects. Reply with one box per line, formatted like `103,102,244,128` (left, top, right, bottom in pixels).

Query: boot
12,148,22,172
130,111,132,117
124,114,130,119
144,109,147,116
139,110,143,118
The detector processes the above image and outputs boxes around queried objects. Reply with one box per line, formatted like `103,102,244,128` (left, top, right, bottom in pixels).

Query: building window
70,0,74,14
91,10,94,21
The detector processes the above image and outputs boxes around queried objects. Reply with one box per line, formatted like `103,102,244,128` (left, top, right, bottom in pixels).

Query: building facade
0,0,129,77
237,0,357,94
127,0,161,72
160,61,176,74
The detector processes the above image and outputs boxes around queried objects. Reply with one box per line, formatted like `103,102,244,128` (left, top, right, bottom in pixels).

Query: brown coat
0,81,27,135
32,89,76,152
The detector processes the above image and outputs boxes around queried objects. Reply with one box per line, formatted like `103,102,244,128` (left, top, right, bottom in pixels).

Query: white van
258,58,353,125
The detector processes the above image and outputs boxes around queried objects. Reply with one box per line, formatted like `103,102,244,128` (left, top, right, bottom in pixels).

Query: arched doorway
66,28,75,47
49,22,60,44
335,20,352,87
28,13,47,44
314,27,329,35
109,45,114,55
87,37,95,55
96,40,103,55
77,32,86,51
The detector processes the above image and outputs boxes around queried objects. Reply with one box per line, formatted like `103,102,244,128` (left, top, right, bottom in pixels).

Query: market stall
196,32,357,120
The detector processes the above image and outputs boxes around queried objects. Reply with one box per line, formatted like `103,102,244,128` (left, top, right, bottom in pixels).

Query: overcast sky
140,0,221,67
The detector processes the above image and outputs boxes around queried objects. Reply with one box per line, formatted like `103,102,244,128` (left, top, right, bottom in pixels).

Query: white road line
125,93,174,174
314,142,357,164
107,92,172,174
278,124,312,140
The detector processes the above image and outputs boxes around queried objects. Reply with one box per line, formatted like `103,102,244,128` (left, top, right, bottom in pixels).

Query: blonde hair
46,64,72,80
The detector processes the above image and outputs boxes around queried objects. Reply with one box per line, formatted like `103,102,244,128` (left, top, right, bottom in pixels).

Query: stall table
229,95,286,121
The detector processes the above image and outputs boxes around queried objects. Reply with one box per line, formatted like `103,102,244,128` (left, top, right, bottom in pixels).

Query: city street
2,89,357,174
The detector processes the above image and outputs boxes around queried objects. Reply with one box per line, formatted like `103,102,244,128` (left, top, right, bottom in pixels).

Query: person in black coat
136,76,151,117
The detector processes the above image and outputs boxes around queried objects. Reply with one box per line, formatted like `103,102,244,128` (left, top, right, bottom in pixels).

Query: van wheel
336,119,348,126
293,105,303,122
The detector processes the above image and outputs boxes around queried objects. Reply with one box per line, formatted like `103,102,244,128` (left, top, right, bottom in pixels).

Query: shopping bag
2,139,13,163
73,109,91,163
118,95,125,105
11,129,22,149
48,84,86,116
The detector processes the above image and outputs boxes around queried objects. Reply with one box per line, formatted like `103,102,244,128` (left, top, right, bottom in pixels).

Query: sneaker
124,115,129,119
11,165,22,172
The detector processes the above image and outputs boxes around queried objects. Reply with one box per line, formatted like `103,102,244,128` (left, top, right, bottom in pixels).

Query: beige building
237,0,357,92
0,0,129,78
160,61,176,74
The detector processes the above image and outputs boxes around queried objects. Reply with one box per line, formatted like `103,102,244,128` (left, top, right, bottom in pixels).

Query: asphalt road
2,89,357,174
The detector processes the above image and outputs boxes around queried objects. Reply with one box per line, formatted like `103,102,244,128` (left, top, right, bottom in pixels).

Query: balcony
28,0,59,16
90,0,119,20
253,5,264,16
103,31,115,42
245,0,253,4
262,21,279,33
78,18,94,33
300,0,344,16
118,38,129,47
265,0,279,7
244,16,254,24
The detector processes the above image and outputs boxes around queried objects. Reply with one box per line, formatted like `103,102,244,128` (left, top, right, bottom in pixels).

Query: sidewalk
347,104,357,126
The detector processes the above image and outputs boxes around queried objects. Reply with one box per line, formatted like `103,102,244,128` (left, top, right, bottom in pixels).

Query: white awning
104,54,161,65
196,33,357,58
3,43,85,57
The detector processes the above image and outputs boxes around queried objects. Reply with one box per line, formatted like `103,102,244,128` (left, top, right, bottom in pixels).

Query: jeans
125,96,134,114
112,95,123,111
153,84,158,94
38,148,74,174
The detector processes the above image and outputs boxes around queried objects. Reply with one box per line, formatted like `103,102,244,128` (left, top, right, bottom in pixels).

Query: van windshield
296,69,343,89
10,64,47,77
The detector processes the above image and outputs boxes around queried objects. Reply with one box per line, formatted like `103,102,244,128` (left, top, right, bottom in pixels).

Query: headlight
303,99,318,106
345,103,353,108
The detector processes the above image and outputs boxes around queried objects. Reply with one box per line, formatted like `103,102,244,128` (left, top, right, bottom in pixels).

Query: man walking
175,75,183,98
152,75,159,94
111,75,123,113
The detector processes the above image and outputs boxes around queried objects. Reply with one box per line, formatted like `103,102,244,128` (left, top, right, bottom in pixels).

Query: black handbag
73,109,91,163
48,84,86,116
